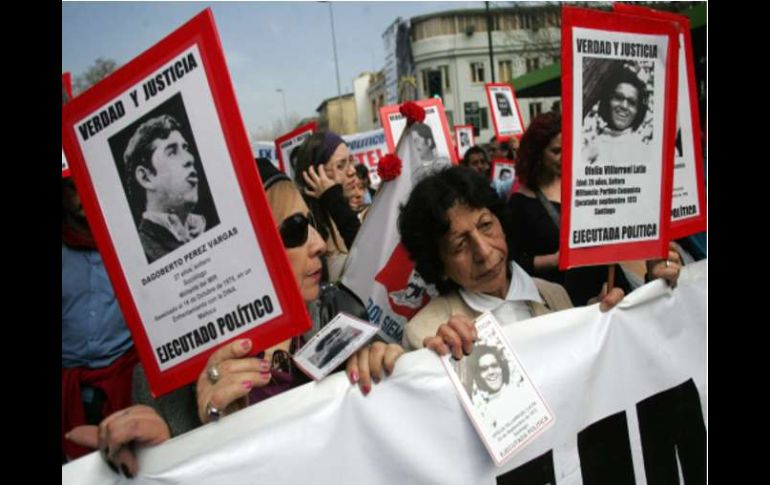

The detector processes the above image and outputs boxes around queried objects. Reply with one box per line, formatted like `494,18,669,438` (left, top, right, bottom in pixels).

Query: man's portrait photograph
109,93,220,264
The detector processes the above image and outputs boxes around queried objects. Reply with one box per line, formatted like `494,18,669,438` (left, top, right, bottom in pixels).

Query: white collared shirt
143,211,206,244
459,261,543,326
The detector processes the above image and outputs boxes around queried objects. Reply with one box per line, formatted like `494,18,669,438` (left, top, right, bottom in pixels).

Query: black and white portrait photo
495,92,513,117
308,325,363,369
581,59,654,166
409,122,452,182
109,93,219,264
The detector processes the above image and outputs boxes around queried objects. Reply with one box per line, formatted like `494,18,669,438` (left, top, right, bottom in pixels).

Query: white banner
342,128,387,188
64,261,707,485
251,141,278,169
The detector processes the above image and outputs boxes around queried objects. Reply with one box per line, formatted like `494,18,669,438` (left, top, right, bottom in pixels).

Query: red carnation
377,153,402,182
399,101,426,125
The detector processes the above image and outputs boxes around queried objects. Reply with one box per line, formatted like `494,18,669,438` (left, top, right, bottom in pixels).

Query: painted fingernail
258,360,271,371
121,464,133,479
242,380,253,390
259,371,272,379
350,371,359,384
242,339,252,351
363,384,371,396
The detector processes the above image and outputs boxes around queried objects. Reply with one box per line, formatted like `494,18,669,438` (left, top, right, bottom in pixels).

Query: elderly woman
398,165,624,358
510,112,683,305
67,159,402,477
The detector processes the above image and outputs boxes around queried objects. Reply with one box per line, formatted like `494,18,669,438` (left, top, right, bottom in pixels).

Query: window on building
526,57,541,73
551,101,561,114
464,102,481,136
440,65,451,93
471,62,485,83
480,107,489,129
371,100,378,124
521,13,531,29
529,102,543,120
421,69,430,96
498,60,513,83
445,110,454,128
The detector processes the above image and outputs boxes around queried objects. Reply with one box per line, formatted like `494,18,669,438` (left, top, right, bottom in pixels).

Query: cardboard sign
613,3,706,239
274,122,317,180
560,6,679,269
342,128,388,188
454,124,475,159
379,98,458,172
485,83,525,141
61,9,310,397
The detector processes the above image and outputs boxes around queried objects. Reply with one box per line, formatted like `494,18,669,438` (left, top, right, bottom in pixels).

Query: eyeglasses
279,212,317,248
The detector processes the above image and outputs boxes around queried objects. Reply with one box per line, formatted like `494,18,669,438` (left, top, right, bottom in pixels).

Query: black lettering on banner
496,450,555,485
497,379,706,483
577,411,636,484
636,379,707,485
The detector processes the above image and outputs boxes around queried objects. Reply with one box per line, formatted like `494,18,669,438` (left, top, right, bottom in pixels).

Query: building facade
410,5,562,141
316,93,357,135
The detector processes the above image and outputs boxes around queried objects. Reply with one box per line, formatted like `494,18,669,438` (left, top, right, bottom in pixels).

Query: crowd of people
63,97,701,478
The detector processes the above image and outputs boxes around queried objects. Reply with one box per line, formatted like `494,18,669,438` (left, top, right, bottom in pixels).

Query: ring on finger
207,364,220,384
206,401,222,422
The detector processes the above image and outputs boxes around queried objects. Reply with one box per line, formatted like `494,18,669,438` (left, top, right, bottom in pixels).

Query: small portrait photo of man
109,93,219,264
308,325,363,369
495,92,513,117
498,167,513,182
459,130,470,148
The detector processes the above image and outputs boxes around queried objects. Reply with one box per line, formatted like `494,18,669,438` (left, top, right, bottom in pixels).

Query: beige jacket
402,278,572,351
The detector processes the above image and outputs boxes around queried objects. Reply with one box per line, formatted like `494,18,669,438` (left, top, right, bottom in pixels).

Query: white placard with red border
274,122,317,181
485,83,525,141
560,6,679,269
613,3,706,239
379,98,458,165
454,124,475,159
491,159,516,184
252,141,279,169
61,10,310,397
62,73,73,178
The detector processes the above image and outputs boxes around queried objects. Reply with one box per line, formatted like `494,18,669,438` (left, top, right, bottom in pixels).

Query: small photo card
442,312,554,466
293,312,378,381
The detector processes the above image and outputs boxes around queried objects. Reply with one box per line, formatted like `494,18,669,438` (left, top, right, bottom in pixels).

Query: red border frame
62,73,73,178
484,83,525,142
560,6,678,269
612,3,706,239
61,9,310,397
379,98,459,164
454,124,475,160
273,121,317,174
490,159,515,184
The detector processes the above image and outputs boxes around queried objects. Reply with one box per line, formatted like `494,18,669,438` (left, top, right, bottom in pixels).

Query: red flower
377,153,402,182
399,101,426,125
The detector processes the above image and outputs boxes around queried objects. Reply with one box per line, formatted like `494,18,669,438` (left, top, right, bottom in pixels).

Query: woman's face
324,143,357,197
479,353,503,392
280,193,327,302
609,82,640,131
542,133,562,179
348,179,366,212
440,204,509,298
411,130,435,161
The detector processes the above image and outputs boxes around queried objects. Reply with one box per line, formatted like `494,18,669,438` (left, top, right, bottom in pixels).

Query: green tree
73,58,118,95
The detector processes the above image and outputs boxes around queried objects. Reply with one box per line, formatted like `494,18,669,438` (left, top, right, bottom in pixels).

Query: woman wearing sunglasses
66,159,402,478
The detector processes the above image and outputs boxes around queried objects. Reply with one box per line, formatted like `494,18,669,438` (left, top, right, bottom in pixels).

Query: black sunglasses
279,212,316,248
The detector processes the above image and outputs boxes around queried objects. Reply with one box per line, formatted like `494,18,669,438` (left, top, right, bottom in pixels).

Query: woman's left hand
346,342,404,396
302,165,338,199
645,242,683,288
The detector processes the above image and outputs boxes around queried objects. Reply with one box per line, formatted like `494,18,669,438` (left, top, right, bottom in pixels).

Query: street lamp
276,88,288,127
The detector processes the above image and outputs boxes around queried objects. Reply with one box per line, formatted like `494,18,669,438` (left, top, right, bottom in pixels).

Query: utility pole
486,1,496,83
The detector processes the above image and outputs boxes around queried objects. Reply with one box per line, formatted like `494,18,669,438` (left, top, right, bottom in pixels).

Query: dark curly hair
516,112,561,190
398,166,511,295
598,67,648,132
467,344,509,394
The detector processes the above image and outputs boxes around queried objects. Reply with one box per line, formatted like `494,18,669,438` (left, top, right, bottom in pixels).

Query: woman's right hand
423,314,477,360
302,164,339,199
346,341,404,396
196,338,272,424
65,405,170,479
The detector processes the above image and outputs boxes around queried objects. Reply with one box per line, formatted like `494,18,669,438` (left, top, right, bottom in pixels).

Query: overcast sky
62,1,487,139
